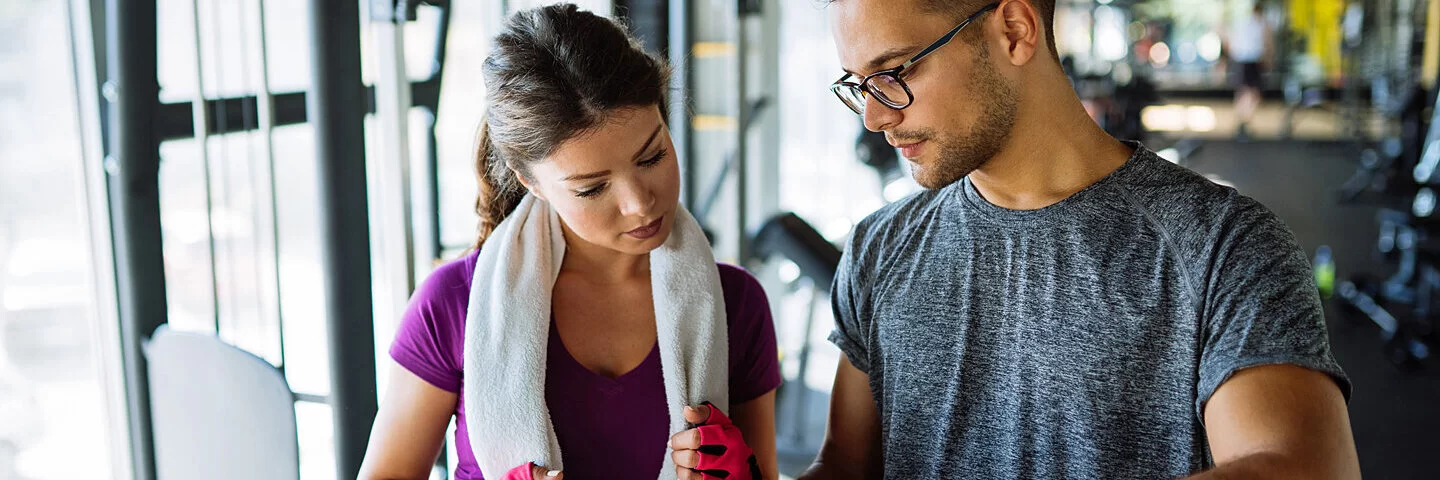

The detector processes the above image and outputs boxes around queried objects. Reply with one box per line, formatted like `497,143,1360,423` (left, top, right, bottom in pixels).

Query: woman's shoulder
419,250,480,297
715,263,782,401
405,250,479,319
714,263,771,326
389,251,478,388
715,262,762,299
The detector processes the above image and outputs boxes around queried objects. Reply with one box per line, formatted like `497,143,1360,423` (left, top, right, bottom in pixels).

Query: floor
772,139,1440,479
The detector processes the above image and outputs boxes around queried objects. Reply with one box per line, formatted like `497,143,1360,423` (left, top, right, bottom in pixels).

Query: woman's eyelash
639,149,667,167
576,184,607,198
573,149,667,199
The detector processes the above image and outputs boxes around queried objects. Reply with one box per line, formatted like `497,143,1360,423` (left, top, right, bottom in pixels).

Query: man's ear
997,0,1042,67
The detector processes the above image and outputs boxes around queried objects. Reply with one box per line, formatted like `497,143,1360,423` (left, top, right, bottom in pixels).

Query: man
800,0,1359,478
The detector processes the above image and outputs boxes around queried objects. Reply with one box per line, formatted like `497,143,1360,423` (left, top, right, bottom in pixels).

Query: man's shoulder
1116,148,1289,257
1118,148,1235,205
848,187,950,254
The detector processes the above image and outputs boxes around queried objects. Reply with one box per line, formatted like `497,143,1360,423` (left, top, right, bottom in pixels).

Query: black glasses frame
830,2,1000,115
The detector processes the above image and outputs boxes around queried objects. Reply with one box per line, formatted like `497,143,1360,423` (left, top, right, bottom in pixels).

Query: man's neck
968,78,1133,211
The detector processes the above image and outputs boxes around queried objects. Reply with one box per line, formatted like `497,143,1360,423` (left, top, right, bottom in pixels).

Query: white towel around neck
461,194,729,480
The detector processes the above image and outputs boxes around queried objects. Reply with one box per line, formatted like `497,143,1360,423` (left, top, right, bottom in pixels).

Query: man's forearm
796,461,866,480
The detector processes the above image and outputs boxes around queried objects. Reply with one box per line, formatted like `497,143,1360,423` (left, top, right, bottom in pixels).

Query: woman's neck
558,221,649,285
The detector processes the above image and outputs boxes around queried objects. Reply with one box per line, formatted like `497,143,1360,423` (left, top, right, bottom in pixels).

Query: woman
358,4,780,480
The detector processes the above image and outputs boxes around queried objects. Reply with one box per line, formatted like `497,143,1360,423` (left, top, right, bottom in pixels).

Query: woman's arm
358,364,459,480
731,390,778,480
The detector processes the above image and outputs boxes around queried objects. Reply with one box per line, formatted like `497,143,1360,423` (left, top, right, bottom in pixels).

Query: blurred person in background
1228,2,1271,140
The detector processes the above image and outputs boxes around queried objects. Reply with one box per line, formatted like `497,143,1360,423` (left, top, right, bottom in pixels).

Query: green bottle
1314,245,1335,299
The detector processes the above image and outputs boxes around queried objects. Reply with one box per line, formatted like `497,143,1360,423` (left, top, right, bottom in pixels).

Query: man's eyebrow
842,45,922,76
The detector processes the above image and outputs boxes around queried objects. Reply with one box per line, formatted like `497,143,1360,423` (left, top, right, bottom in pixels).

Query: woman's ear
511,167,546,202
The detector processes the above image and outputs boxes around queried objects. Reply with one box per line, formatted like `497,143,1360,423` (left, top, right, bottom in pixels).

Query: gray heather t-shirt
828,144,1350,479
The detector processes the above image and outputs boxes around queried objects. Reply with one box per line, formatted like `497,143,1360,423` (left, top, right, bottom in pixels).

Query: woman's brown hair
472,3,671,248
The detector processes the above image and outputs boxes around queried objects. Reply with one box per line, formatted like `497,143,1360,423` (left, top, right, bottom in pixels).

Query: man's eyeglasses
830,2,1000,115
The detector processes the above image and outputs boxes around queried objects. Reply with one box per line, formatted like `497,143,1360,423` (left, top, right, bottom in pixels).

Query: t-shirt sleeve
1195,200,1351,420
827,233,872,374
388,258,471,394
721,265,783,405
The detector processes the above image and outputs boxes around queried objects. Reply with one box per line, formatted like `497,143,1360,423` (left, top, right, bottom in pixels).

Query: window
0,1,125,478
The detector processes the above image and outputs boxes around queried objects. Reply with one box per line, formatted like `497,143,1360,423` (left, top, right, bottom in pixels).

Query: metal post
789,278,820,443
88,0,109,152
734,0,767,262
105,0,164,478
752,0,780,241
371,2,419,345
669,0,692,207
187,0,224,336
250,0,287,369
420,2,452,263
308,0,379,477
736,7,750,262
424,114,443,258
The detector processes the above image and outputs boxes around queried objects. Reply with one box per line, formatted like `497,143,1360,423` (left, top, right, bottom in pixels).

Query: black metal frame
90,0,453,477
669,0,694,211
308,0,378,477
149,82,445,140
417,4,450,259
105,0,165,478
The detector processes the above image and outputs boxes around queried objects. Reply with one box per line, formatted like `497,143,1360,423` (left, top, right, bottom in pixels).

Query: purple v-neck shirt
389,251,782,479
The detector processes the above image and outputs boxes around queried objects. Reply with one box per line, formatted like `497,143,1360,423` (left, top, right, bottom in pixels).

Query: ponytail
473,119,527,249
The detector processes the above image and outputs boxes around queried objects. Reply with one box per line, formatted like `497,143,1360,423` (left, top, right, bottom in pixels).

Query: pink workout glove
501,462,561,480
690,402,760,480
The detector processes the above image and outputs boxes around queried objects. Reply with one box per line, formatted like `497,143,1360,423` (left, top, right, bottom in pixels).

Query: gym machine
1335,5,1440,368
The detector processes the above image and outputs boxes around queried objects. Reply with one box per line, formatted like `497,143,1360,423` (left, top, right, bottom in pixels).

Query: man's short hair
830,0,1060,60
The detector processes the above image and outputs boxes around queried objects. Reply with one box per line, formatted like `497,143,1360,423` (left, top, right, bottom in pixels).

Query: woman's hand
501,462,563,480
668,403,760,480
